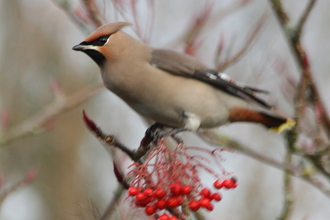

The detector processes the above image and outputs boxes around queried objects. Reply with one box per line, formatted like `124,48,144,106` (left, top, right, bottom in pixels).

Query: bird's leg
145,123,186,143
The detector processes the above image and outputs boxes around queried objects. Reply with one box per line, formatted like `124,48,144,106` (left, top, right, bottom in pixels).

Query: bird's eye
99,37,108,45
95,35,111,46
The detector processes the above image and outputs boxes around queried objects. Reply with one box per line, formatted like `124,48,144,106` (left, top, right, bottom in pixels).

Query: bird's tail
259,112,296,133
228,108,295,132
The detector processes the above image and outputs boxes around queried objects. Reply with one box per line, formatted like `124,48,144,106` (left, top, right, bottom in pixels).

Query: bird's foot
145,123,186,143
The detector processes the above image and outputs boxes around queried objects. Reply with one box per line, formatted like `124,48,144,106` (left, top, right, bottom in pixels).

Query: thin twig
269,0,329,140
278,150,294,220
293,0,318,40
100,185,124,220
216,13,268,71
198,130,298,172
167,0,251,48
268,0,289,27
0,83,105,147
197,129,330,198
0,170,37,206
82,0,104,27
52,0,93,35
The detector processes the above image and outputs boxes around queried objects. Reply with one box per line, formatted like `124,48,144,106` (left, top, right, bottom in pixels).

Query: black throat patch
83,49,106,67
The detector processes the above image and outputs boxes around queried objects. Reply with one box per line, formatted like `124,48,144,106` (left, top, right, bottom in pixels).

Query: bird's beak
72,44,86,51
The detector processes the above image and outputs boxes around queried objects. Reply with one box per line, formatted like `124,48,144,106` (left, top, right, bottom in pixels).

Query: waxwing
73,21,294,132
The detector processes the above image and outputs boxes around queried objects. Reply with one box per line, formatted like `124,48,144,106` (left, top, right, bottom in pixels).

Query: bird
72,21,294,135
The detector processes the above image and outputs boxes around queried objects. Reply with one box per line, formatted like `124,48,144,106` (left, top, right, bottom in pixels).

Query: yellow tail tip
269,119,296,133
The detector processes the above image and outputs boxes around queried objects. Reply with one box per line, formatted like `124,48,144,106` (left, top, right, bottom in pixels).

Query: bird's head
72,21,132,66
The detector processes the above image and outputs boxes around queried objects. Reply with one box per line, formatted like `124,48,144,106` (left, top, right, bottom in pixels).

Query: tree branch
52,0,93,35
0,83,105,147
82,0,104,27
100,185,124,220
216,13,267,71
198,129,330,198
293,0,318,40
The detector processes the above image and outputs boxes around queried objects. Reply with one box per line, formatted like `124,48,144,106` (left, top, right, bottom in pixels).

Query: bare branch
0,84,105,147
268,0,289,27
293,0,318,40
168,0,251,49
52,0,93,35
198,130,298,172
100,185,124,220
82,0,104,27
278,150,294,220
216,13,267,71
0,170,37,206
198,129,330,198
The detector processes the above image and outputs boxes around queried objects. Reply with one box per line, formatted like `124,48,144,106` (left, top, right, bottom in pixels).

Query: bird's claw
145,123,186,144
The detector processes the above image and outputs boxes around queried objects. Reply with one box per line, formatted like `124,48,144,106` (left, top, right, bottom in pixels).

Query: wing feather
150,49,272,109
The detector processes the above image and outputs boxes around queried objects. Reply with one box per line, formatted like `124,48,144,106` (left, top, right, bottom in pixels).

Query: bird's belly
128,101,186,128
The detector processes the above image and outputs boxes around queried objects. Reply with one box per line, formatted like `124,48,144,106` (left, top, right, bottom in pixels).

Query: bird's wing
150,49,272,109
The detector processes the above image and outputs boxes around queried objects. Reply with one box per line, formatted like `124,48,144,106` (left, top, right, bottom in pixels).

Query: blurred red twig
0,170,37,206
215,13,268,71
82,0,105,27
112,0,156,43
170,0,252,50
0,83,104,147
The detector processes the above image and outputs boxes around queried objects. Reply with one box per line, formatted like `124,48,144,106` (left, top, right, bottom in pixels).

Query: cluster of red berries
127,178,237,219
187,178,237,212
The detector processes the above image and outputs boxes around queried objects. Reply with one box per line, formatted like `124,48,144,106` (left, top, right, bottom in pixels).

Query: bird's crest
84,21,132,43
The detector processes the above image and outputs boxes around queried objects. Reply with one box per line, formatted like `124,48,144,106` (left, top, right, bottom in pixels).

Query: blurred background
0,0,330,219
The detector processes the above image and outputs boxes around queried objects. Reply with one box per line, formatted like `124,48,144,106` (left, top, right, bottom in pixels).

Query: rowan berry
135,192,147,201
206,203,214,211
158,213,169,220
153,188,166,199
128,187,138,196
200,188,211,198
181,185,191,195
144,188,154,197
199,198,211,208
211,192,222,201
169,183,181,195
166,196,180,208
213,180,223,189
188,200,200,211
145,205,156,215
155,199,166,210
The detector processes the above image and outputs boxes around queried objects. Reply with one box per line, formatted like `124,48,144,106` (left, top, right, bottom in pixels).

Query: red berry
145,205,156,215
155,199,166,210
166,196,180,208
177,196,184,205
188,200,200,211
223,179,238,189
199,198,211,208
213,180,223,189
181,185,192,195
211,192,222,201
169,183,181,195
135,192,147,201
200,188,211,198
135,199,147,207
169,216,178,220
230,178,238,188
206,203,214,211
158,214,169,220
128,187,138,196
153,188,166,199
144,188,154,197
